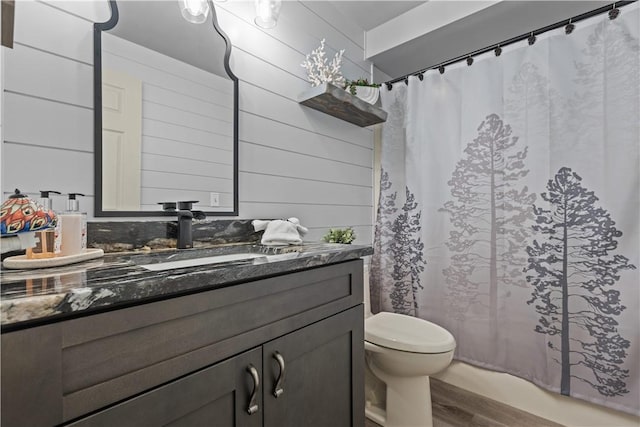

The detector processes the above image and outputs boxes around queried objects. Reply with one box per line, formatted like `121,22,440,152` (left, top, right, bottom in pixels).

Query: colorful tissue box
1,189,58,235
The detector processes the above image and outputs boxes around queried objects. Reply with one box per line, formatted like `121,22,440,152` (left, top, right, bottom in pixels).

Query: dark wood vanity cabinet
1,260,365,427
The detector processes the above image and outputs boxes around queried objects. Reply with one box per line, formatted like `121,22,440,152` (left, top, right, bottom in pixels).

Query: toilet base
365,359,434,427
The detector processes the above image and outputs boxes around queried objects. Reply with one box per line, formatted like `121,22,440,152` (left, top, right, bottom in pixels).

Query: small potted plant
344,78,381,104
322,227,356,244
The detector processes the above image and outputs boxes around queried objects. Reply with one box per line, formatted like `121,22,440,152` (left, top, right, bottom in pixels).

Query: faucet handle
158,202,177,211
177,200,199,210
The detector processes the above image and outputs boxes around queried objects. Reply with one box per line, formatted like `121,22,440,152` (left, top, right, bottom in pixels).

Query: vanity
1,243,372,426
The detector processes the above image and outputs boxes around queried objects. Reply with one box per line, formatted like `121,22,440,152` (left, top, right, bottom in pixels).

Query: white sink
139,253,266,271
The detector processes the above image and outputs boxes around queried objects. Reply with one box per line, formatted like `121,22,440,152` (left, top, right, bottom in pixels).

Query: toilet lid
365,312,456,353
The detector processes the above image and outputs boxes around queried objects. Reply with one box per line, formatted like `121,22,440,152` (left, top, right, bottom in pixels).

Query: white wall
1,0,377,243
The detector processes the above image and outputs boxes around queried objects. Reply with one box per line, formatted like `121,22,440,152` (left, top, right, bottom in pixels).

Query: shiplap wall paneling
2,0,101,216
3,142,93,203
12,1,97,63
217,9,372,143
299,1,365,51
215,2,374,243
3,91,93,152
141,189,233,212
102,34,233,94
4,43,92,107
3,0,375,243
141,171,232,197
142,136,232,167
241,144,370,187
240,113,373,167
142,101,230,138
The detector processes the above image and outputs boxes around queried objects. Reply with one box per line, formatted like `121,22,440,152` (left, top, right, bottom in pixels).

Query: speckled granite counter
1,243,372,331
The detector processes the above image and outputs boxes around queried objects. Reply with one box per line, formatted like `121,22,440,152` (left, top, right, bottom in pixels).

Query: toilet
363,266,456,427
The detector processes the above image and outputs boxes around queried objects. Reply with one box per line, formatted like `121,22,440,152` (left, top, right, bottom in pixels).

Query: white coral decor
301,38,346,87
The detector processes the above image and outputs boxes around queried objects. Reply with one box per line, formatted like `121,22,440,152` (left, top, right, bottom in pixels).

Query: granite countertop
0,243,373,331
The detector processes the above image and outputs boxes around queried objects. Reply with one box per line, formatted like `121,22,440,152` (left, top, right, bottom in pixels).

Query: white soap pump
25,190,62,259
59,193,87,257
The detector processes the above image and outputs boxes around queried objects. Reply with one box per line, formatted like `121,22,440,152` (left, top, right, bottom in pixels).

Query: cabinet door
69,347,263,427
263,305,364,427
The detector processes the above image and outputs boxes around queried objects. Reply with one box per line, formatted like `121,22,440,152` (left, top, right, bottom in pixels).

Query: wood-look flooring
365,378,564,427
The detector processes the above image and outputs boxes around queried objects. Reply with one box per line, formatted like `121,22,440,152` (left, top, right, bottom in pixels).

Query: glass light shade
179,0,210,24
254,0,282,29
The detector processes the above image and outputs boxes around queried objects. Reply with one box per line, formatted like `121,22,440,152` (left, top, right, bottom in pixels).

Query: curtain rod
383,0,637,88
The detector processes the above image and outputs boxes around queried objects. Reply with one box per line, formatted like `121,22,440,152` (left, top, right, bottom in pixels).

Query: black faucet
159,201,206,249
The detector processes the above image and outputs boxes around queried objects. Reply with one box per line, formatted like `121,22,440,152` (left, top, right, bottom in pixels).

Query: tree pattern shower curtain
371,4,639,415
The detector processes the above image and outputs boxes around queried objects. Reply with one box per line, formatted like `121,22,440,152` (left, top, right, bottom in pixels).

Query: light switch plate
210,192,220,206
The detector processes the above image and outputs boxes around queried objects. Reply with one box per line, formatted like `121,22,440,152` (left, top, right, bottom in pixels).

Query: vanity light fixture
255,0,282,29
179,0,210,24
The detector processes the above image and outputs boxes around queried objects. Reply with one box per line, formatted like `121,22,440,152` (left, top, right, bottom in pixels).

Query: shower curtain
371,3,639,415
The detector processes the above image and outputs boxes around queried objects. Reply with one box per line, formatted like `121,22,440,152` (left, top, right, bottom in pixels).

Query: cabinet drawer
1,259,363,426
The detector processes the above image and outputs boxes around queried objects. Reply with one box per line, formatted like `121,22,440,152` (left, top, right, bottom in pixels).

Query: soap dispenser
59,193,87,257
26,190,62,259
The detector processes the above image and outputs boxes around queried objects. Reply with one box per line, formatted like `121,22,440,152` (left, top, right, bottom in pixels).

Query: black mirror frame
93,0,239,217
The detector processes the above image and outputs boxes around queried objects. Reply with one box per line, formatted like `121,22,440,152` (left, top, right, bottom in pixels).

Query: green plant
344,78,380,96
322,227,356,244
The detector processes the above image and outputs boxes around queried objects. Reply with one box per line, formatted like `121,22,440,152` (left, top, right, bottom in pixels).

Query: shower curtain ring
565,18,575,35
528,32,536,45
494,45,502,56
609,3,620,20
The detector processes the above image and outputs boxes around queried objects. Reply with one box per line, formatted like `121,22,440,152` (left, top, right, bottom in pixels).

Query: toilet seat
365,312,456,354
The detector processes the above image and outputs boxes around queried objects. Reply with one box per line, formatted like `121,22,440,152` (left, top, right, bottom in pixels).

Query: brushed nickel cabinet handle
247,365,259,415
273,351,285,398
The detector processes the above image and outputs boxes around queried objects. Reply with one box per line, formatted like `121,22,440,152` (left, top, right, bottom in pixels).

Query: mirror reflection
95,0,238,216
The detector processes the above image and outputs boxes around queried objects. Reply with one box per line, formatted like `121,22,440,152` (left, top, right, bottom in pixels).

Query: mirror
94,0,238,217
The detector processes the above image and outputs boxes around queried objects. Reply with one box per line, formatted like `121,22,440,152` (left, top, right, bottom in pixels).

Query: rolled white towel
252,217,308,246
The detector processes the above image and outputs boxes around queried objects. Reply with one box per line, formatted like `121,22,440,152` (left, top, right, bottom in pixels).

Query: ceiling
327,1,425,31
324,1,610,81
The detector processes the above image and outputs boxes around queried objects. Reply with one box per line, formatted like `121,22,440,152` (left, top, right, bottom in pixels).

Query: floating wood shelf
298,82,387,127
